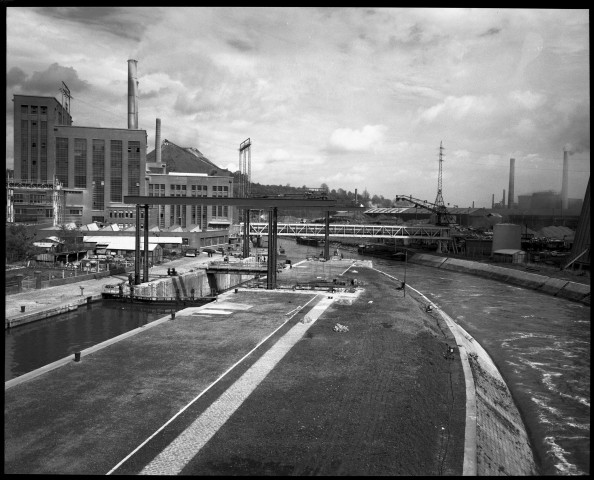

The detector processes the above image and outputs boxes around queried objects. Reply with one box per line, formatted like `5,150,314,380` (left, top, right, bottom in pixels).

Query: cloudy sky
6,7,590,208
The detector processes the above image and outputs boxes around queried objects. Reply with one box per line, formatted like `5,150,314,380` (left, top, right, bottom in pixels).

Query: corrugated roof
537,225,574,239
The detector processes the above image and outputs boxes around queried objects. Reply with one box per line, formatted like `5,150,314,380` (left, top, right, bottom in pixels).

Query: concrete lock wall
409,253,590,305
130,270,253,300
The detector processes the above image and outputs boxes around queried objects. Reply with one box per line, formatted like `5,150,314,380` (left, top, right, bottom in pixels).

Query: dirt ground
180,266,467,476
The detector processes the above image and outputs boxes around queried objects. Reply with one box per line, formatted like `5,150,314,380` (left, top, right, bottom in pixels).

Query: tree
5,224,37,262
57,224,82,252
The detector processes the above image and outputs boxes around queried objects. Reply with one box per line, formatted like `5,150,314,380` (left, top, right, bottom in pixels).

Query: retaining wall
128,270,254,299
409,254,590,305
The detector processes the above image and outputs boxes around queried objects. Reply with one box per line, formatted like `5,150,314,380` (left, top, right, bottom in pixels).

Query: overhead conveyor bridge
244,223,451,240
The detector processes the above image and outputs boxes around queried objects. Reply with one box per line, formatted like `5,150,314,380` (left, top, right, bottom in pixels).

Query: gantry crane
393,194,456,226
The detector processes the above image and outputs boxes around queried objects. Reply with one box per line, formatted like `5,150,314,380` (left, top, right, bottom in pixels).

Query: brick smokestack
562,148,569,210
508,158,515,209
502,189,506,207
127,59,138,129
155,118,162,164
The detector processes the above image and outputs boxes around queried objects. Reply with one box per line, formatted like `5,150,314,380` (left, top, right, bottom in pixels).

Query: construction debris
333,323,349,333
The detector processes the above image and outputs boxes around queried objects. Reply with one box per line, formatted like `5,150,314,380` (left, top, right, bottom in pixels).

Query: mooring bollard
235,288,239,293
20,305,26,313
171,311,176,319
79,286,85,296
74,352,81,362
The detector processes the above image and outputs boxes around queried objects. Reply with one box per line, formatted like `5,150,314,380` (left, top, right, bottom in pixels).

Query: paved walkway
137,295,334,475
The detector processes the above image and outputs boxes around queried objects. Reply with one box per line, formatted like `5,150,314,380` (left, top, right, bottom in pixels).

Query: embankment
409,254,590,306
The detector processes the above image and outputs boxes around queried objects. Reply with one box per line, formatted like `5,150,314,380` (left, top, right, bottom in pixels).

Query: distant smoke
564,143,575,155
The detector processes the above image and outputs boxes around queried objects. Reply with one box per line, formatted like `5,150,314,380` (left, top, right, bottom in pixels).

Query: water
5,300,177,381
5,239,590,474
370,256,590,476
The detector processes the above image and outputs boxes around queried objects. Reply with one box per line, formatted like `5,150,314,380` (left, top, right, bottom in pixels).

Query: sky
6,7,590,208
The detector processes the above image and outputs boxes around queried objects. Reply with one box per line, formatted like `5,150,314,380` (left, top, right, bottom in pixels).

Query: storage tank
492,223,521,252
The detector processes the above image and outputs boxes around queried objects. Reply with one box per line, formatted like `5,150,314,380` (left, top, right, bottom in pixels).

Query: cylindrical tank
492,223,521,252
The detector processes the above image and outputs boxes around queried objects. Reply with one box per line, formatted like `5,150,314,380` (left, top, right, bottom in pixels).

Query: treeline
231,173,394,208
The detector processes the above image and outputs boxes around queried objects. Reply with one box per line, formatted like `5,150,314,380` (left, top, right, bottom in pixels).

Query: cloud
6,67,27,88
417,95,498,123
8,63,91,96
509,90,545,110
479,27,501,37
36,6,158,42
327,125,388,152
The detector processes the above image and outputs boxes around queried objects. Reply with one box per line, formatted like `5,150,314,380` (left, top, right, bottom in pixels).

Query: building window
74,138,87,188
127,140,140,195
92,139,105,210
31,105,38,115
21,105,28,115
55,137,69,186
41,106,47,115
110,140,122,202
40,121,47,182
20,120,29,181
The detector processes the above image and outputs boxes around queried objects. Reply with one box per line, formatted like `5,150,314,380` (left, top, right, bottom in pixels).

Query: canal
5,238,590,475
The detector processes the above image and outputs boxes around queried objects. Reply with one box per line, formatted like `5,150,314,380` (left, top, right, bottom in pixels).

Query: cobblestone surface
469,353,537,476
140,296,335,475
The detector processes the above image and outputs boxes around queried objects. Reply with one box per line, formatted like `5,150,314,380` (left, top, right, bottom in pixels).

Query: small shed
493,249,526,264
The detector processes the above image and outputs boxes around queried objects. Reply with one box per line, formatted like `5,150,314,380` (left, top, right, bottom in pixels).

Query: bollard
74,352,81,362
235,288,239,293
171,311,176,319
21,305,26,313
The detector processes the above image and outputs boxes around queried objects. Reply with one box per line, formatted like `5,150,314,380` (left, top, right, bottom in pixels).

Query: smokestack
562,148,569,210
492,194,494,208
502,189,506,207
127,59,138,129
155,118,162,164
508,158,515,209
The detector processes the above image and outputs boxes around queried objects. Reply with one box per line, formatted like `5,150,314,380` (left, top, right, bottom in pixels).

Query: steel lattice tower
434,141,445,208
239,138,251,198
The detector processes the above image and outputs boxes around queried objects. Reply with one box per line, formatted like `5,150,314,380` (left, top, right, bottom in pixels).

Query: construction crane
393,194,455,226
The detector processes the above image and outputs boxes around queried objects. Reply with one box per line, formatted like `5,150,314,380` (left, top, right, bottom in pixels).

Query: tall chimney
127,59,138,129
492,194,495,208
502,189,506,207
155,118,162,164
562,148,569,210
508,158,515,209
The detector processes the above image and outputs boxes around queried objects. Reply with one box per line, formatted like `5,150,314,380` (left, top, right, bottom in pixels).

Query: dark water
5,301,177,381
5,238,590,475
368,256,590,476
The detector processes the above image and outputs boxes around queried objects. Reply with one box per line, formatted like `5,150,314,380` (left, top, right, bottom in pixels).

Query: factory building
10,93,148,226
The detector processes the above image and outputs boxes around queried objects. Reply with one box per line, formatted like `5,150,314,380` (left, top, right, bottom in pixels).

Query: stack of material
333,323,349,333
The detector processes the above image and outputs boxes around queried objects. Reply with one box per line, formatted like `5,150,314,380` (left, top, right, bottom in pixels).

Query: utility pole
403,250,407,297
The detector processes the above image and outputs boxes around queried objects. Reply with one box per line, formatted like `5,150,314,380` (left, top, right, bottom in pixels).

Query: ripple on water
544,436,587,476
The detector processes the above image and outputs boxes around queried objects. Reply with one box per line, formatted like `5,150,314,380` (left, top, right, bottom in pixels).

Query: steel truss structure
245,222,451,240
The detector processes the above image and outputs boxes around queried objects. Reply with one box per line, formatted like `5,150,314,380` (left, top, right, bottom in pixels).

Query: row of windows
21,105,48,115
14,208,54,217
13,193,51,203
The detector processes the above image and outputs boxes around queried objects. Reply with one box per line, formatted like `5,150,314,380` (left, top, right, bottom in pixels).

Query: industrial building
8,60,235,251
10,91,148,226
